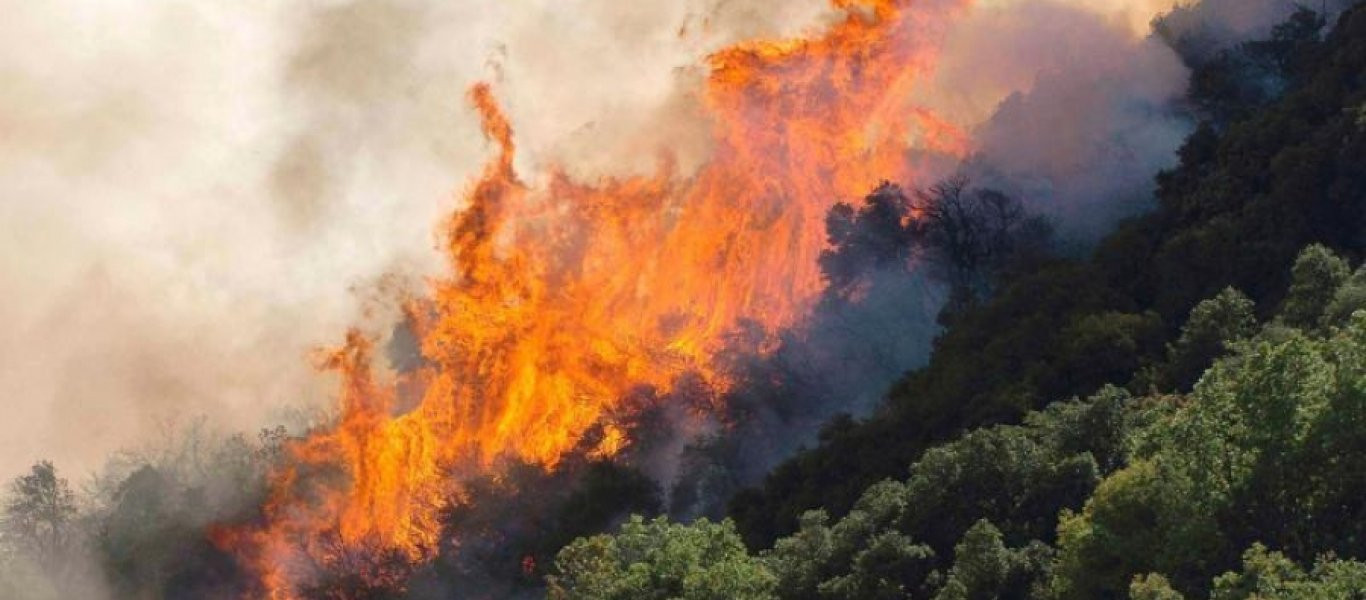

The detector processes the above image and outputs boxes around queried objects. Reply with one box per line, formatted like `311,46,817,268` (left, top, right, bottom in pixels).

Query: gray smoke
663,0,1353,514
0,0,841,485
916,0,1192,240
1,0,1346,595
5,0,1316,495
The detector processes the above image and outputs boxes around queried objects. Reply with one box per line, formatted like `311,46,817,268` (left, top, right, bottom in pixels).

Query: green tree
1129,574,1185,600
1056,312,1164,394
1280,245,1349,329
1047,460,1221,599
1157,288,1257,391
934,520,1049,600
760,390,1131,600
765,510,836,599
1211,544,1366,599
815,531,935,600
904,388,1132,554
547,515,775,600
1322,265,1366,329
766,481,919,600
1053,305,1366,597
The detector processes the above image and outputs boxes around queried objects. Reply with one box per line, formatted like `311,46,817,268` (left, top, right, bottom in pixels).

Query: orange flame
220,0,969,595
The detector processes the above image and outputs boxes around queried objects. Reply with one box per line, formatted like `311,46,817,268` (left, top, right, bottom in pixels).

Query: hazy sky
0,0,1221,482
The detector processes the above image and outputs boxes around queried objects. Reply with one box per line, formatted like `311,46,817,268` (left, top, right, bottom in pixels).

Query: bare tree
908,175,1050,312
820,176,1051,316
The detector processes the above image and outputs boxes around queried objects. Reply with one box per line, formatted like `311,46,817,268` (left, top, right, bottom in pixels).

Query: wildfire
218,0,969,596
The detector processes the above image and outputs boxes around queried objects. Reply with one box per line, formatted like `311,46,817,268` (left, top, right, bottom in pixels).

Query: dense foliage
731,2,1366,549
551,4,1366,599
550,244,1366,600
4,3,1365,599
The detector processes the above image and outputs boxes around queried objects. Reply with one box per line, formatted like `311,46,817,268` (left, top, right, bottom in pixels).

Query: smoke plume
0,0,842,483
1,0,1343,596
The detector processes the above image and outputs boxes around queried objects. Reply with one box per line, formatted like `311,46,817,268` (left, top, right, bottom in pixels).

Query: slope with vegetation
548,3,1366,599
730,1,1366,550
3,3,1365,600
550,244,1366,598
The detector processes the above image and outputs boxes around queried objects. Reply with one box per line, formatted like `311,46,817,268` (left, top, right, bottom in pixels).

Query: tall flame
219,0,969,595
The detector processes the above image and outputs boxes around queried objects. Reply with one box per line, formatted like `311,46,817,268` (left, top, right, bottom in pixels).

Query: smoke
950,0,1359,240
961,2,1192,238
3,0,1307,486
898,0,1189,240
1157,0,1356,60
667,0,1194,513
662,0,1356,514
0,0,842,484
1,0,1346,594
0,0,338,485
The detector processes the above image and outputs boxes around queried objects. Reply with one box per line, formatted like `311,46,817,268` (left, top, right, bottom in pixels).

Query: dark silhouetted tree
2,462,77,573
819,177,1050,318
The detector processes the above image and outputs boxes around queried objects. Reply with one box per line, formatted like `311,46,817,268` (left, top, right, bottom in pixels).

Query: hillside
729,2,1366,551
3,3,1365,599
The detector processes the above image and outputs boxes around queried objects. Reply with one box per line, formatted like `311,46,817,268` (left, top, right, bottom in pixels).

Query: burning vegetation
6,0,1366,599
215,1,970,596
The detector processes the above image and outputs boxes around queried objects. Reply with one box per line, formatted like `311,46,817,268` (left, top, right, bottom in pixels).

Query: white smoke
0,0,855,485
0,0,1325,485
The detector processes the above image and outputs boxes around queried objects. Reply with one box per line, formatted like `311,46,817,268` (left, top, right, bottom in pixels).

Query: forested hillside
730,1,1366,550
4,3,1365,599
547,4,1366,599
549,243,1366,599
